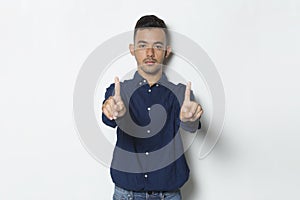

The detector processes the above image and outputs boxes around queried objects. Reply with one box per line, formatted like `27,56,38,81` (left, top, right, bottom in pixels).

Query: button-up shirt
102,71,201,191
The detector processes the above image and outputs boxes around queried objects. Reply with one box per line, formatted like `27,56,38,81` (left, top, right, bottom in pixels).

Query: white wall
1,0,299,199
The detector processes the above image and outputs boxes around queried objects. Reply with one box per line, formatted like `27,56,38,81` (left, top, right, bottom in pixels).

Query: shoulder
164,81,186,93
105,77,133,92
161,81,186,104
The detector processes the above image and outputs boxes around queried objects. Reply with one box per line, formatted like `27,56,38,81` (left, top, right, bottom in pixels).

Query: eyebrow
137,40,164,45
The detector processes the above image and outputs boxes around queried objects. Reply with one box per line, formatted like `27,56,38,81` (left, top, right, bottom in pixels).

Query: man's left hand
180,82,203,122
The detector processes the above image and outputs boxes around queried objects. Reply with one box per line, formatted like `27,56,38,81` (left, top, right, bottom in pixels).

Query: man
102,15,203,200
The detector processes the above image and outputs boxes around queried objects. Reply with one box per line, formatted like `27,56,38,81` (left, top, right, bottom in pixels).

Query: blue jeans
113,185,182,200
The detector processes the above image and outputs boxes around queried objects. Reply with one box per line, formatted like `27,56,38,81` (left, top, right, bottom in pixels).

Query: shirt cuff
180,119,201,133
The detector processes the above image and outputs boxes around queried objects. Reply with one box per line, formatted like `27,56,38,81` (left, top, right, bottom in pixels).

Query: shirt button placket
145,81,151,183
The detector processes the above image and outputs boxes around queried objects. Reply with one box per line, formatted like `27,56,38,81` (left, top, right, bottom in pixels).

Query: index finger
184,81,191,102
114,76,120,97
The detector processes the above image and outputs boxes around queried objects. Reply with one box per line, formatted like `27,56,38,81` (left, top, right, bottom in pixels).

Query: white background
1,0,300,199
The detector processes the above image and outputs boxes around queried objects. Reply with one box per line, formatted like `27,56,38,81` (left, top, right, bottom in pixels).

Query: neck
137,69,162,86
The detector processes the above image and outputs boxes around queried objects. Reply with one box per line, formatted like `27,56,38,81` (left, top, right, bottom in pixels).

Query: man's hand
102,77,126,120
180,82,203,122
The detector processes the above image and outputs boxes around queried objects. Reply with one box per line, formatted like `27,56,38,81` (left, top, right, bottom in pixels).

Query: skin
102,28,203,122
130,28,171,85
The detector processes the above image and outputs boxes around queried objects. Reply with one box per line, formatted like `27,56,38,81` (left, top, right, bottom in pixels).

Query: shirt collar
133,71,169,87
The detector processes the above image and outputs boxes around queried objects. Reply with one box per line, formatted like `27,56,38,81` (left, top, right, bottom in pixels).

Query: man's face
130,28,171,75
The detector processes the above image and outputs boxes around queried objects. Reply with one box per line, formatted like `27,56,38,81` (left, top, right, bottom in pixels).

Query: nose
146,47,154,57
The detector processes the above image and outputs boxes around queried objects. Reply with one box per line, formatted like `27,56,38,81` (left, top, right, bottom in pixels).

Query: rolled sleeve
102,83,117,128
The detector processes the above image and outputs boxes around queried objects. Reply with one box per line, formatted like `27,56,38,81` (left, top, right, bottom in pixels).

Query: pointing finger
114,76,120,97
184,81,191,102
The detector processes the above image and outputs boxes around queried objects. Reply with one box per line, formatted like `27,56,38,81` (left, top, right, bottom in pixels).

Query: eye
154,45,163,50
137,44,146,48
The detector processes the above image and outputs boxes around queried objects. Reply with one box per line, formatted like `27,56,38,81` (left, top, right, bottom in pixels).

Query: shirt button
156,84,159,87
139,82,142,85
145,152,149,155
148,89,151,93
143,80,147,83
144,174,148,178
147,107,151,111
147,130,150,134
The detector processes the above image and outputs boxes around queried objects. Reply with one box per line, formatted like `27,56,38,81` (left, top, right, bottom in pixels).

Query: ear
129,44,135,56
165,45,172,58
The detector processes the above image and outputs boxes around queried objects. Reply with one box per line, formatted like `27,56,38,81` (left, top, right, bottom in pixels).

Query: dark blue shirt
102,71,200,191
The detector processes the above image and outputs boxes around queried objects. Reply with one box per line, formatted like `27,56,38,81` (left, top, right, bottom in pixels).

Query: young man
102,15,203,200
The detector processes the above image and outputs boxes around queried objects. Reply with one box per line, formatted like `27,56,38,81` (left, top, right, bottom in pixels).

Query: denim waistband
115,185,179,194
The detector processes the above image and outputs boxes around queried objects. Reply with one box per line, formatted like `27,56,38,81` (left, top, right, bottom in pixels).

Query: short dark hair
134,15,169,44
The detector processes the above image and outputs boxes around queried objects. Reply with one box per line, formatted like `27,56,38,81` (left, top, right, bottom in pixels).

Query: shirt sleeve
180,87,201,133
101,83,117,128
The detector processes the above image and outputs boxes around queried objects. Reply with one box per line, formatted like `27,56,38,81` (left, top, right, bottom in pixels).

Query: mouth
144,60,156,65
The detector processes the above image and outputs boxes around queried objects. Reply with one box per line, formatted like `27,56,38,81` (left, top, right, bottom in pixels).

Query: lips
144,59,157,65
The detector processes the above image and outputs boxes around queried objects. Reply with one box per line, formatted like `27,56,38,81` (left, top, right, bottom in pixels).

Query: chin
141,65,162,75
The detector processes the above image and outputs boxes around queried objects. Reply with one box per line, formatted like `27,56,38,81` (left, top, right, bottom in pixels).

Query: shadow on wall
180,125,238,199
181,172,198,200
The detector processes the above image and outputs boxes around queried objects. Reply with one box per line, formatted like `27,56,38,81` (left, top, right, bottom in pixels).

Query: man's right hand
102,77,126,120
